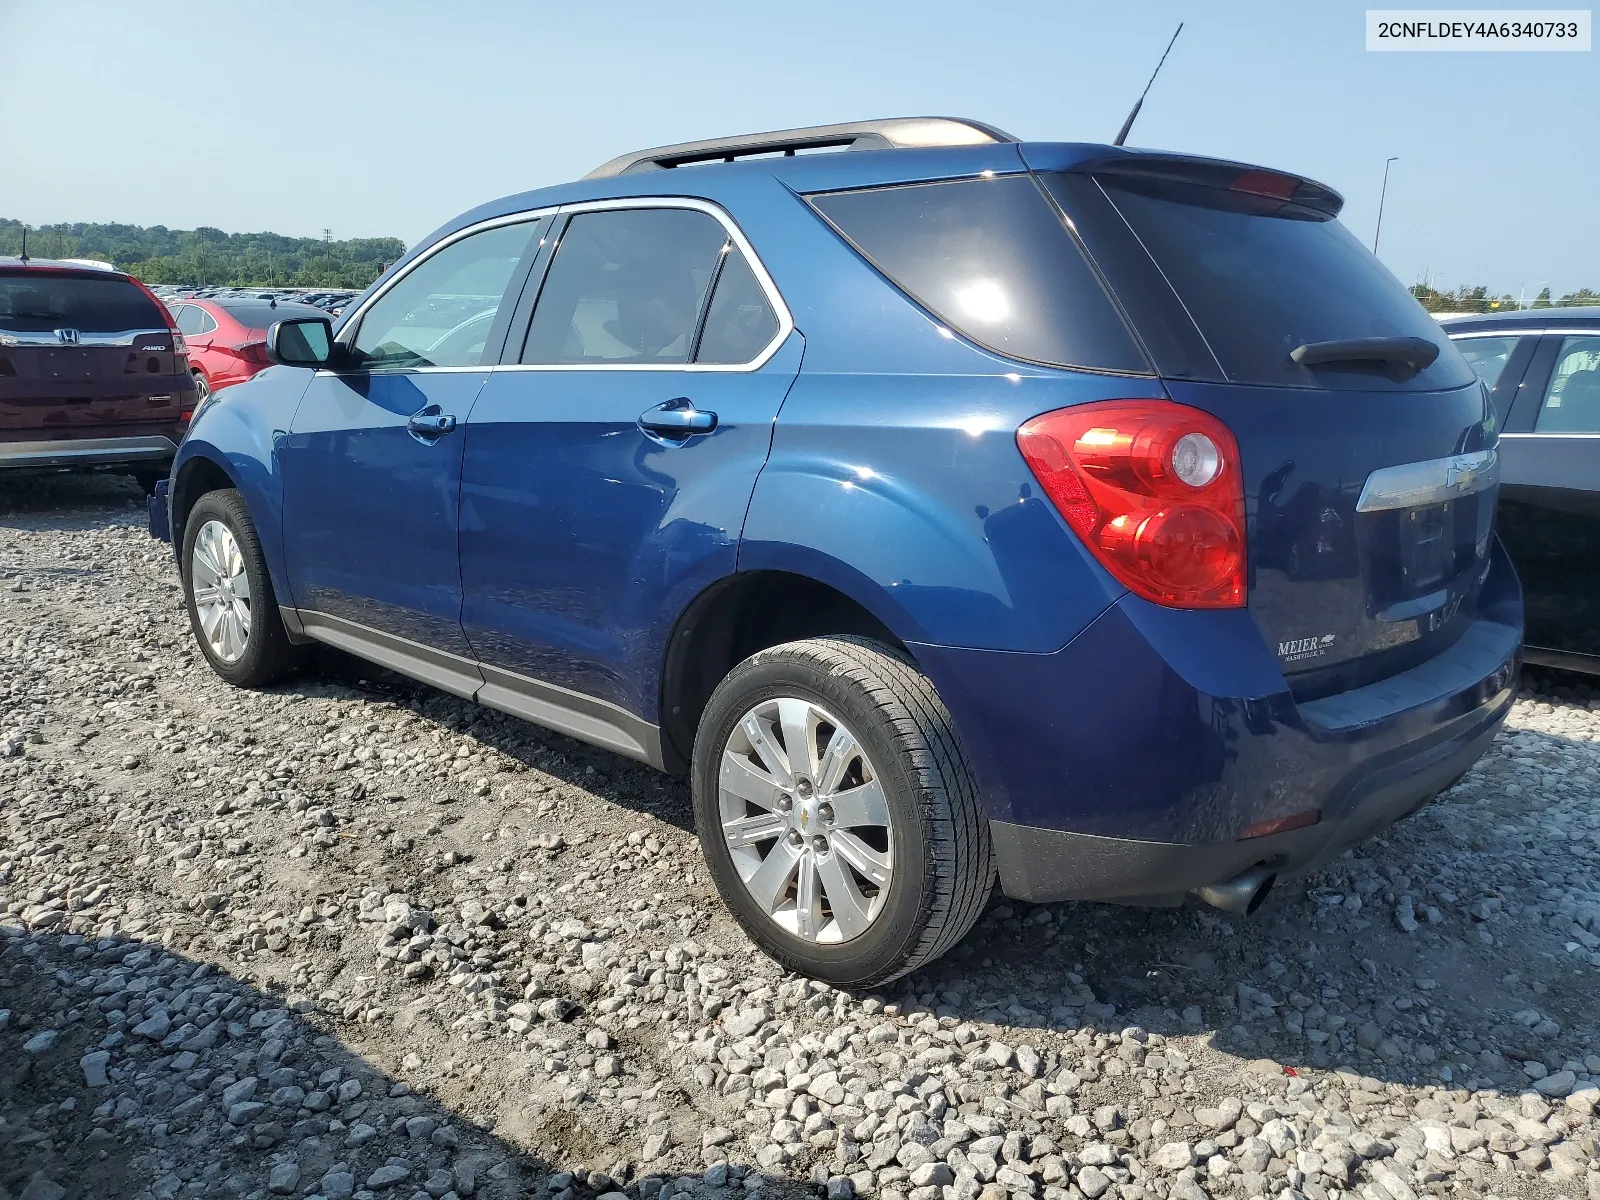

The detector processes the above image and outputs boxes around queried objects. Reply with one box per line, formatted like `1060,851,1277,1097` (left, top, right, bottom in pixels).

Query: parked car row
149,117,1523,984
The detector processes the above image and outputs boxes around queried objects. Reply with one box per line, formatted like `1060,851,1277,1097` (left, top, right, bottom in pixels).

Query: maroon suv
1,258,199,491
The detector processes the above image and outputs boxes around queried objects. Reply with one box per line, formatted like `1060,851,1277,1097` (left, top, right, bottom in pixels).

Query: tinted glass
218,301,326,330
1453,335,1521,390
1063,174,1472,390
807,175,1148,373
1534,335,1600,433
353,219,541,369
174,304,206,335
193,309,218,335
523,209,727,365
695,247,780,364
0,272,166,334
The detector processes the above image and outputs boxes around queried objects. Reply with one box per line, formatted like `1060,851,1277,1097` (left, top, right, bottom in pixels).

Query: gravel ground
2,474,1598,1200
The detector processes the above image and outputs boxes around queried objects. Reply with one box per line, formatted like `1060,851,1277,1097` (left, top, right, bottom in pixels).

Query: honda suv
153,118,1521,986
2,258,198,490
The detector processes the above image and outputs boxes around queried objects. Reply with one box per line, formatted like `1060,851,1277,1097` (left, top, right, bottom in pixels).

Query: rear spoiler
1066,152,1343,217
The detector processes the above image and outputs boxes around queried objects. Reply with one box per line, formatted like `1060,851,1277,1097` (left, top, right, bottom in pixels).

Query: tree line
1,218,406,288
1410,282,1600,314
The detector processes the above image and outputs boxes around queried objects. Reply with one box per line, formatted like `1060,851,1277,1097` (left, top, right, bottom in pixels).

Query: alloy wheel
190,519,251,663
718,697,893,943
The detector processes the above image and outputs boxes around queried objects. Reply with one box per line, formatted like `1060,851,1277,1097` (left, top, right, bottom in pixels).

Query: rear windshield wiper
1290,336,1440,373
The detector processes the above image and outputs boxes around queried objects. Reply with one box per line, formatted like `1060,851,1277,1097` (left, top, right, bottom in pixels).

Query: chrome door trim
1355,447,1500,513
1499,431,1600,439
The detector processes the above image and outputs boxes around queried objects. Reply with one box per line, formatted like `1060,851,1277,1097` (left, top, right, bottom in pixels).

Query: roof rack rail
583,116,1018,180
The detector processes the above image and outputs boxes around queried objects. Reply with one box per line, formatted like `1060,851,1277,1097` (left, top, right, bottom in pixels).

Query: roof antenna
1113,23,1184,147
19,226,29,264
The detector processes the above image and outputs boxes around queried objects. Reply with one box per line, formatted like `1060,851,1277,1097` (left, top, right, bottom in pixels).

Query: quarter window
174,305,206,336
694,245,780,364
522,208,728,365
807,175,1149,374
1454,336,1521,390
1534,335,1600,433
351,219,543,370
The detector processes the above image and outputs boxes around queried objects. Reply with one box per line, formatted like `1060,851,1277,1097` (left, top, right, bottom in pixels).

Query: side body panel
278,370,485,654
459,334,804,718
168,363,314,592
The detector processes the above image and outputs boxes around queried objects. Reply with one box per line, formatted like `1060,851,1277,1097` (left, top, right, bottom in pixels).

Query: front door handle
638,397,717,441
407,404,457,442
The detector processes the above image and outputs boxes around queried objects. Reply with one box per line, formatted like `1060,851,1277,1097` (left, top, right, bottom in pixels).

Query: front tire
181,489,305,687
692,636,994,987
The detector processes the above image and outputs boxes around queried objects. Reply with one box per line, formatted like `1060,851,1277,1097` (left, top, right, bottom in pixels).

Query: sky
1,0,1592,297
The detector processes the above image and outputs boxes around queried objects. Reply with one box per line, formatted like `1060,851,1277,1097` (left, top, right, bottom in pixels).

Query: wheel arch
659,568,911,774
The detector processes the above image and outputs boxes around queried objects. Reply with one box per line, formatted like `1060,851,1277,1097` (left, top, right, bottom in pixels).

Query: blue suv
154,117,1521,986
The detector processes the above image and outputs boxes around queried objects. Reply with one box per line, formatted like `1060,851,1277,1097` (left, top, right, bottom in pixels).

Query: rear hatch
1,267,190,438
1037,157,1498,697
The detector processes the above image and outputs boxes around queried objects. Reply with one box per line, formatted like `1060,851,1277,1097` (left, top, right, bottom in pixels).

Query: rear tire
692,636,994,987
181,489,306,687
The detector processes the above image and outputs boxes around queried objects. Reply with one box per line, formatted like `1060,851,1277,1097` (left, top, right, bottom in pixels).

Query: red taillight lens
1017,399,1247,608
235,341,270,367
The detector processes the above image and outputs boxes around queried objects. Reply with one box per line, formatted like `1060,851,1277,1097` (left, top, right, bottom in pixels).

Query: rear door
1039,163,1498,696
278,216,546,684
458,201,799,737
0,268,187,439
1495,330,1600,660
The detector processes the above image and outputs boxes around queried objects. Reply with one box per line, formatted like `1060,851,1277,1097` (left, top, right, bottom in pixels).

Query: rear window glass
806,176,1150,374
218,301,325,329
0,272,165,334
1043,173,1474,391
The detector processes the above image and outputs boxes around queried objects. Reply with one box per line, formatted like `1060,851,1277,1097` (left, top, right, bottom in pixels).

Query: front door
279,216,546,689
459,203,799,741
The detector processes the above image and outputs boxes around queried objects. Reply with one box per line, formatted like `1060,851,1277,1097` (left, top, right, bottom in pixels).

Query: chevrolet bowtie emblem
800,810,809,830
1445,462,1476,490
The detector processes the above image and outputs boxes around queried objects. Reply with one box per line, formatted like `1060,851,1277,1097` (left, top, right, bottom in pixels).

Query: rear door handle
638,397,717,440
407,404,457,442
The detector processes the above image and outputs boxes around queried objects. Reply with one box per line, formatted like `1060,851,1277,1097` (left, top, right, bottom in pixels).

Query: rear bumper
912,537,1523,906
0,434,179,470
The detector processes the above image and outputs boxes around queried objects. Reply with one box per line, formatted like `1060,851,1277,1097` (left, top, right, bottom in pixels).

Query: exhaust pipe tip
1194,867,1276,916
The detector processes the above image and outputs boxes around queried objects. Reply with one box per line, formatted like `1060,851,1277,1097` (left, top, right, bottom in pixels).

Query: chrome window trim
496,195,794,374
1355,448,1500,513
1447,327,1600,339
1499,431,1600,439
327,198,794,377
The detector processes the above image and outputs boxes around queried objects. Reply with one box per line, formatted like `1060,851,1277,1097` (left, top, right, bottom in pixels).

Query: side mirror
266,317,335,367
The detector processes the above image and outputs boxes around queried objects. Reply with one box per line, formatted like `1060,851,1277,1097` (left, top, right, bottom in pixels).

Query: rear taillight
233,341,270,367
1017,399,1247,608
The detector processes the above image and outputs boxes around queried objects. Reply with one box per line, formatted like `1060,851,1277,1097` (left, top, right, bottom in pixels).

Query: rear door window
522,208,728,365
0,272,166,334
1043,171,1475,391
806,176,1150,374
1534,335,1600,432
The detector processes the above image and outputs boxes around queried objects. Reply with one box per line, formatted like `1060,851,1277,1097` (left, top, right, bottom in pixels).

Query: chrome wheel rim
719,697,893,944
194,373,211,403
190,519,251,664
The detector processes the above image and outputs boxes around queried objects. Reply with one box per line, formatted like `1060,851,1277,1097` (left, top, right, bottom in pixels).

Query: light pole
1373,156,1399,256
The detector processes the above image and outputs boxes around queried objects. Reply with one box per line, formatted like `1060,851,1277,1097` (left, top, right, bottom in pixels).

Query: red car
168,297,328,400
